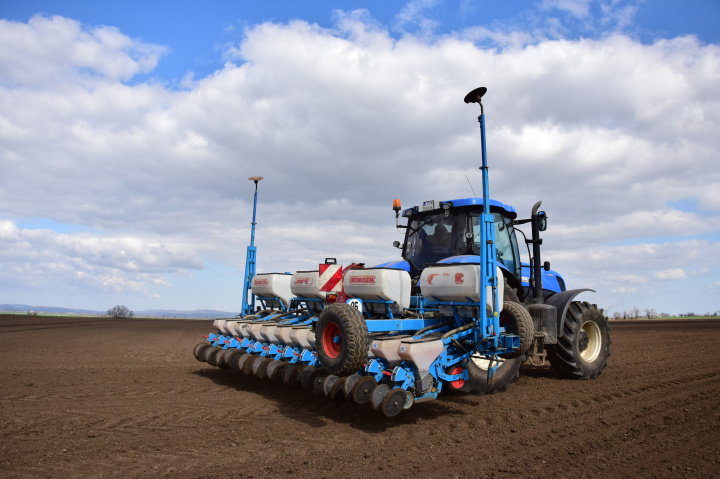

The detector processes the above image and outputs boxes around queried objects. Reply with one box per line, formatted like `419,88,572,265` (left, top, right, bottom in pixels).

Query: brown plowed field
1,315,719,478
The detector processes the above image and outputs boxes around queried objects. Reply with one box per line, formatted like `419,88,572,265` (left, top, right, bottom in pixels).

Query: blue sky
1,0,719,315
4,0,719,83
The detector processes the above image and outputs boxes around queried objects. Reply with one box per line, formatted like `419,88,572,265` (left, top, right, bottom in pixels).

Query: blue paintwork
520,262,565,293
372,260,410,271
402,197,517,219
241,181,261,316
365,317,443,333
436,254,481,264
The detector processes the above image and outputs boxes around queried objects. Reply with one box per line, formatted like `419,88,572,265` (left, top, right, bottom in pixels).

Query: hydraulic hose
415,320,454,337
441,321,475,340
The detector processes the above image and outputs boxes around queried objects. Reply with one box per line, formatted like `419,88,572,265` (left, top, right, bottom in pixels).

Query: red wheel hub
322,322,342,359
449,366,465,389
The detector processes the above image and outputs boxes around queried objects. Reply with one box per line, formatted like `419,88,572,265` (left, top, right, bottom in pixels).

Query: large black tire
548,301,611,379
450,354,524,395
315,303,369,376
444,302,525,396
499,301,534,359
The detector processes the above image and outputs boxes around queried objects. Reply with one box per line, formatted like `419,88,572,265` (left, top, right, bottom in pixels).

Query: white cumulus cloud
0,9,718,314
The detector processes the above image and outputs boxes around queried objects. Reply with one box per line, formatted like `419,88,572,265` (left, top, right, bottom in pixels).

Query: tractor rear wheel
499,301,534,359
315,303,369,376
548,301,611,379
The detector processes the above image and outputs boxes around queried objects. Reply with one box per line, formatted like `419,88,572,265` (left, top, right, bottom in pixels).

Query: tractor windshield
403,209,521,279
470,213,521,279
404,209,470,268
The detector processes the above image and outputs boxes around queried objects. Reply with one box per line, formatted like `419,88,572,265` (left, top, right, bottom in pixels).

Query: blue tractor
380,194,611,389
193,87,611,417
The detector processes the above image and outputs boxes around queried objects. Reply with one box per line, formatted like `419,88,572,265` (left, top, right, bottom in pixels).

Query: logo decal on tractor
294,277,313,286
350,276,376,285
455,273,464,284
427,273,439,285
254,278,268,285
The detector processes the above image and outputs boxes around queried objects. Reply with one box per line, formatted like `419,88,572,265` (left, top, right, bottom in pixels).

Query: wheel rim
371,384,390,410
322,322,342,359
381,389,407,417
351,377,377,405
403,391,414,410
471,354,500,371
579,320,602,362
449,366,465,389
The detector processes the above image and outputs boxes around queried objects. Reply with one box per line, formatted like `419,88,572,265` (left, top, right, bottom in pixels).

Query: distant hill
0,304,102,315
0,304,238,319
135,309,240,319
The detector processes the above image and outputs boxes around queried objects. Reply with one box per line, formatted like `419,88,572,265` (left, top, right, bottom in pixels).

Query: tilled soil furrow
2,316,720,479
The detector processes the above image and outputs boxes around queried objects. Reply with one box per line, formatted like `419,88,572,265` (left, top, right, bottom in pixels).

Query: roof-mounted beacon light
393,198,406,231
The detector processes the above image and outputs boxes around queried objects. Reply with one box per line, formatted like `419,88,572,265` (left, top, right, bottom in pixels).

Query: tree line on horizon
612,307,719,320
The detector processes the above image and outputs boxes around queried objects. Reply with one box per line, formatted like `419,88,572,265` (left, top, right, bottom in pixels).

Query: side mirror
393,241,402,249
537,211,547,231
543,261,551,271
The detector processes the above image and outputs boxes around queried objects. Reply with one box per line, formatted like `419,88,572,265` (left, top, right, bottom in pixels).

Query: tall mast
241,176,263,316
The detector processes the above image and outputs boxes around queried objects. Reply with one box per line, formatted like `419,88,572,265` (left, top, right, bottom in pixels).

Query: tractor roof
403,197,517,219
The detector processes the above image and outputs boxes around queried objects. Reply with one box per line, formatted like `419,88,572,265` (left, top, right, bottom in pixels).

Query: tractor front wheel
499,301,534,359
457,354,524,395
548,301,611,379
315,303,369,376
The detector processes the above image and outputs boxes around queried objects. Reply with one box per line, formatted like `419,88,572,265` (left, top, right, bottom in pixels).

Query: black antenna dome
464,87,487,104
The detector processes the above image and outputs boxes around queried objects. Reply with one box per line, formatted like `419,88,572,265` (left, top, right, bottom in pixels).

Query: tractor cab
399,198,521,281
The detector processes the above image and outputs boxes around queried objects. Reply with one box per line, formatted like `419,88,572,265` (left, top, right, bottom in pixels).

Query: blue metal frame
476,105,501,352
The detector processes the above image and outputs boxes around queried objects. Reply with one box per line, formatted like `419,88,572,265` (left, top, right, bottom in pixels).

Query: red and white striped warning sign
319,263,343,292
